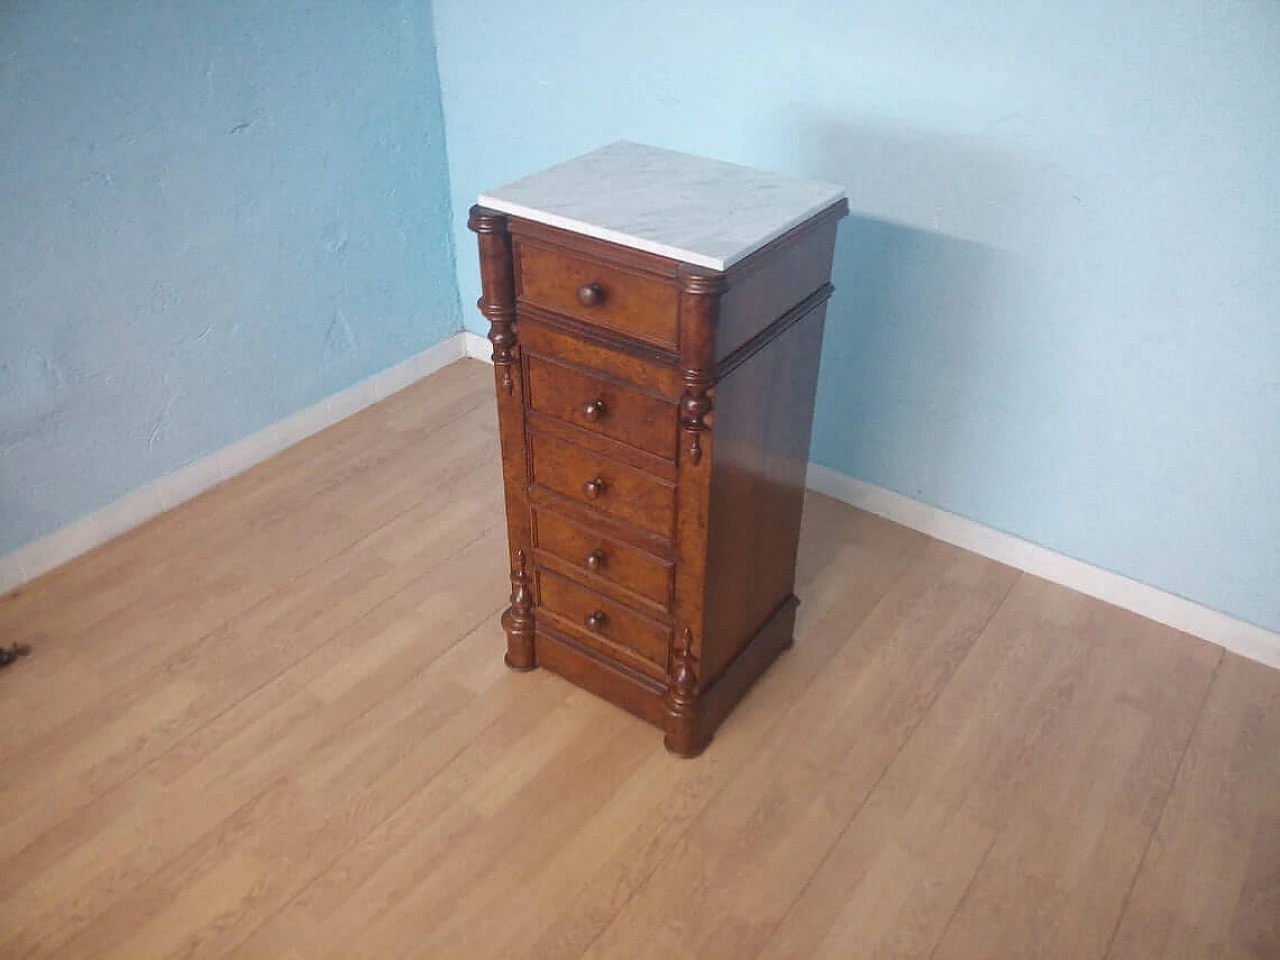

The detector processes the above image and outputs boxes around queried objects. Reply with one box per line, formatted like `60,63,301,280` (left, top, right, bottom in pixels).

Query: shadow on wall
798,117,1073,527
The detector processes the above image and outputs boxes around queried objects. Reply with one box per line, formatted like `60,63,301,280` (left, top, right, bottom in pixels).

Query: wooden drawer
526,354,677,459
528,431,676,538
515,240,679,350
537,568,670,679
518,318,684,399
533,506,673,610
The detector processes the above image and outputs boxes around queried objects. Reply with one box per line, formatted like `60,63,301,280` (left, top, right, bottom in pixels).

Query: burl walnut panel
532,506,674,612
515,239,680,350
470,198,847,756
525,354,679,459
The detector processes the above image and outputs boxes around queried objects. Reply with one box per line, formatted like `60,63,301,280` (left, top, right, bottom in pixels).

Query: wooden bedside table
470,142,846,757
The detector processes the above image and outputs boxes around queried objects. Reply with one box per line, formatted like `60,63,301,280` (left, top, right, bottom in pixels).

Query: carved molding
486,302,517,396
679,378,712,465
500,548,536,671
666,627,699,716
675,267,724,467
678,271,728,297
469,205,518,396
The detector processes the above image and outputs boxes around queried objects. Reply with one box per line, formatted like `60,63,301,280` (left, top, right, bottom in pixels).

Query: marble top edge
474,195,728,268
477,141,846,271
476,192,844,271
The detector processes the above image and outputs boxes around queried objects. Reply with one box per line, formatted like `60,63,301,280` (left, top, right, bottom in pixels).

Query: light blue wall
434,1,1280,632
1,0,461,554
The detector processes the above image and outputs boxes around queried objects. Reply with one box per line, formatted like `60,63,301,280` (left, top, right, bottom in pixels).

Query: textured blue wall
434,1,1280,631
1,0,461,554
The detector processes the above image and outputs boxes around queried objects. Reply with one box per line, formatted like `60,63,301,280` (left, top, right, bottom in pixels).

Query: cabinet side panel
701,305,828,683
715,208,840,362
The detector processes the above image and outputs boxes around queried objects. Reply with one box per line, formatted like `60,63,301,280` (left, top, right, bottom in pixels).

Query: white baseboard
806,463,1280,669
463,330,492,361
0,333,469,594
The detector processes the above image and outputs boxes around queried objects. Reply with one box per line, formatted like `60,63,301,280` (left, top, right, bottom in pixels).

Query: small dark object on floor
0,643,31,668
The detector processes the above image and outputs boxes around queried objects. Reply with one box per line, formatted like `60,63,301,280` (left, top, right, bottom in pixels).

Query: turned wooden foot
501,605,536,672
663,716,710,758
501,550,536,672
663,627,706,757
503,648,536,672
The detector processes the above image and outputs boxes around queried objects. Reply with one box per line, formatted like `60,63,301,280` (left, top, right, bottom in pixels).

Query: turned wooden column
468,205,536,671
664,267,725,757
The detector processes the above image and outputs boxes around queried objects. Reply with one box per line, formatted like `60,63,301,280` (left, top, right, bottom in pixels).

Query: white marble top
477,141,846,271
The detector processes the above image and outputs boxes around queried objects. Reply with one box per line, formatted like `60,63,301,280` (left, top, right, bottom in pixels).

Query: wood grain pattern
583,540,1022,959
528,431,676,539
527,484,673,562
1106,652,1280,960
516,313,684,398
526,353,678,459
536,567,671,679
533,628,669,728
524,409,677,483
1,360,1275,959
515,239,680,349
532,506,673,611
715,202,843,361
761,574,1222,960
509,216,683,281
701,302,827,683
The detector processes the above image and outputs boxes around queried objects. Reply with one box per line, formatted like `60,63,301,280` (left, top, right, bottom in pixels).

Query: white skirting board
805,464,1280,670
463,330,491,361
0,332,472,595
5,329,1276,671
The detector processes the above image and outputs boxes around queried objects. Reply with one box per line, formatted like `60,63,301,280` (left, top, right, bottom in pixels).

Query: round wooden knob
582,398,607,422
582,476,607,499
585,549,607,572
576,282,605,307
586,610,608,632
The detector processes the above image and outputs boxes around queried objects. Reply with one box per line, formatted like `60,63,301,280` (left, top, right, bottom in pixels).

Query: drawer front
527,354,678,459
533,507,672,610
529,432,676,538
518,319,684,399
515,241,679,349
537,568,670,678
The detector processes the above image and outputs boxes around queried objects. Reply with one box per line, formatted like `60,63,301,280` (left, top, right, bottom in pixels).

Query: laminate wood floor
2,358,1277,959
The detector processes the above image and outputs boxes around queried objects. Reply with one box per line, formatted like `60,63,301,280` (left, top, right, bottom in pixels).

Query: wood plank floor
1,357,1277,959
